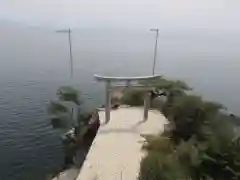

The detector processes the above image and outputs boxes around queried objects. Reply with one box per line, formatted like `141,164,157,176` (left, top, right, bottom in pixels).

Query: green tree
121,89,144,106
163,95,223,142
140,77,192,111
56,86,80,105
48,86,82,129
139,135,196,180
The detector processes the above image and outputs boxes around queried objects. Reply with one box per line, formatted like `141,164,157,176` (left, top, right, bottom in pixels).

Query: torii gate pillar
105,80,111,124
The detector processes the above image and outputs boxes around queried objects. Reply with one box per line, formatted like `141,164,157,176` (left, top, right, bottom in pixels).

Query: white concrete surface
52,168,79,180
76,107,168,180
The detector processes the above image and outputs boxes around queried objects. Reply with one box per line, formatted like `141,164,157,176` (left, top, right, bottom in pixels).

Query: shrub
141,135,174,153
194,116,240,180
163,95,223,142
121,90,144,106
140,122,240,180
78,112,92,125
48,86,85,129
139,136,196,180
138,77,240,180
48,101,68,114
139,151,190,180
140,77,191,92
57,86,81,105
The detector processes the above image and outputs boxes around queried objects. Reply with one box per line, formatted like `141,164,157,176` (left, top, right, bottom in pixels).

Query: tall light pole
56,28,73,78
150,28,159,75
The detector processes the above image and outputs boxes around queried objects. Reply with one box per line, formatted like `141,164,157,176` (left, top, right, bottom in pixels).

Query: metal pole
68,29,73,78
150,28,159,75
56,28,74,78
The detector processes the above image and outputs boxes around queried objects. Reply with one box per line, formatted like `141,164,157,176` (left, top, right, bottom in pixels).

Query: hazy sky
0,0,239,30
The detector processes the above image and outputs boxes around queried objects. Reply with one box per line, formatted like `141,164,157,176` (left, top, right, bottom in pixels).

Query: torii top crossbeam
94,74,161,82
94,74,161,123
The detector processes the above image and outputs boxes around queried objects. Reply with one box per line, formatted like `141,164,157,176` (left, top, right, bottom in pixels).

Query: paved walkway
76,107,167,180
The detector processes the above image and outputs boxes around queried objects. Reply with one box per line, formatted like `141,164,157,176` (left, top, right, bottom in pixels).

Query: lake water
0,23,240,180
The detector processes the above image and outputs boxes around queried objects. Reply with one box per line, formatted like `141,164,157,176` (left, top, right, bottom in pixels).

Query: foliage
111,96,121,105
139,136,196,180
195,116,240,180
139,151,190,180
48,86,83,129
163,95,223,142
78,111,92,125
138,77,240,180
121,77,191,108
121,89,144,106
140,120,240,180
57,86,81,105
140,77,191,92
141,135,174,153
140,77,192,111
50,116,72,129
48,101,68,114
197,137,240,180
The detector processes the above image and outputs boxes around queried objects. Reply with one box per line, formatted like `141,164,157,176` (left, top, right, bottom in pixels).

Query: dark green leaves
57,86,81,105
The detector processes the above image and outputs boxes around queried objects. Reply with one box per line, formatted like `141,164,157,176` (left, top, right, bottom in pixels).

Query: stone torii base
94,74,161,123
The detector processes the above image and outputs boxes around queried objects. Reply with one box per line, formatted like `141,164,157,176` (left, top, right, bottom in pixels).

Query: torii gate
94,74,161,123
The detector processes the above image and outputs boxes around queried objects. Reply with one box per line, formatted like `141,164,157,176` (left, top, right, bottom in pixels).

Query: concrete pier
76,107,167,180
